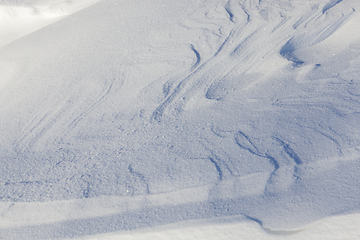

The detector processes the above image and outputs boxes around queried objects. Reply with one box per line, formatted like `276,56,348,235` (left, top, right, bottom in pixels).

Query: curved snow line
67,212,360,239
246,215,320,235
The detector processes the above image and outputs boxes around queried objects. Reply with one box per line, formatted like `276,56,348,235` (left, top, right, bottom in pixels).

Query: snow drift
0,0,360,239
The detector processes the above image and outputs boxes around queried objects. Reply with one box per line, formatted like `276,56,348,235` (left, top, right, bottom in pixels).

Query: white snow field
1,0,360,239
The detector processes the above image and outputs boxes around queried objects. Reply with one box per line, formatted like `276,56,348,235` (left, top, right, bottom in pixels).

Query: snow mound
1,0,360,239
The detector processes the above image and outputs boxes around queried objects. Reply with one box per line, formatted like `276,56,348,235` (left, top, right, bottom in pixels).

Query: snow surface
68,212,360,240
0,0,360,239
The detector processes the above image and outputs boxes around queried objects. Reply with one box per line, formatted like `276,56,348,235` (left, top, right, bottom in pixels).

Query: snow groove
234,131,263,157
127,165,150,195
292,5,319,30
231,129,302,192
190,44,201,70
208,157,224,181
322,0,343,13
151,0,293,121
275,138,303,165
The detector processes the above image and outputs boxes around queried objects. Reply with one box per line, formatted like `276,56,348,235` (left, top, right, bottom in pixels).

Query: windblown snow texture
1,0,360,238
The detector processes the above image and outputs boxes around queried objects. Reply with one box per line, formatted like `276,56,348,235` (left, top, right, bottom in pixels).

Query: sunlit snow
0,0,360,239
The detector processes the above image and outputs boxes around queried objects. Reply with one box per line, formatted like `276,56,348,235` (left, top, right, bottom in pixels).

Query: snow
68,212,360,240
0,0,102,47
0,0,360,239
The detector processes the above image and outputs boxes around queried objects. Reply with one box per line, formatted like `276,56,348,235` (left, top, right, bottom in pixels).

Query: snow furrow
322,0,343,13
151,1,292,120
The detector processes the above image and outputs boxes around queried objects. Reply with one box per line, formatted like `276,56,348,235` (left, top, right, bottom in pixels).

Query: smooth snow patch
0,0,101,46
67,212,360,240
0,185,209,228
0,172,269,228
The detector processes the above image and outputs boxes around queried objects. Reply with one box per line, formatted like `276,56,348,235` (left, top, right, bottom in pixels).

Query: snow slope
69,212,360,240
0,0,102,47
1,0,360,239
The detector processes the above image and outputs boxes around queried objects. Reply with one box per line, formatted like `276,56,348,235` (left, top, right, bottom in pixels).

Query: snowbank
0,0,360,239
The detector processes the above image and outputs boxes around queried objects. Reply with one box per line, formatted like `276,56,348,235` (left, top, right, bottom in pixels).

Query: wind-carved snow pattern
151,0,356,121
1,0,360,238
152,0,266,121
281,3,355,66
148,0,358,195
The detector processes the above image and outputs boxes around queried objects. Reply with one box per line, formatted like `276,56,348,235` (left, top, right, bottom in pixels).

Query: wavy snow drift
0,0,360,239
